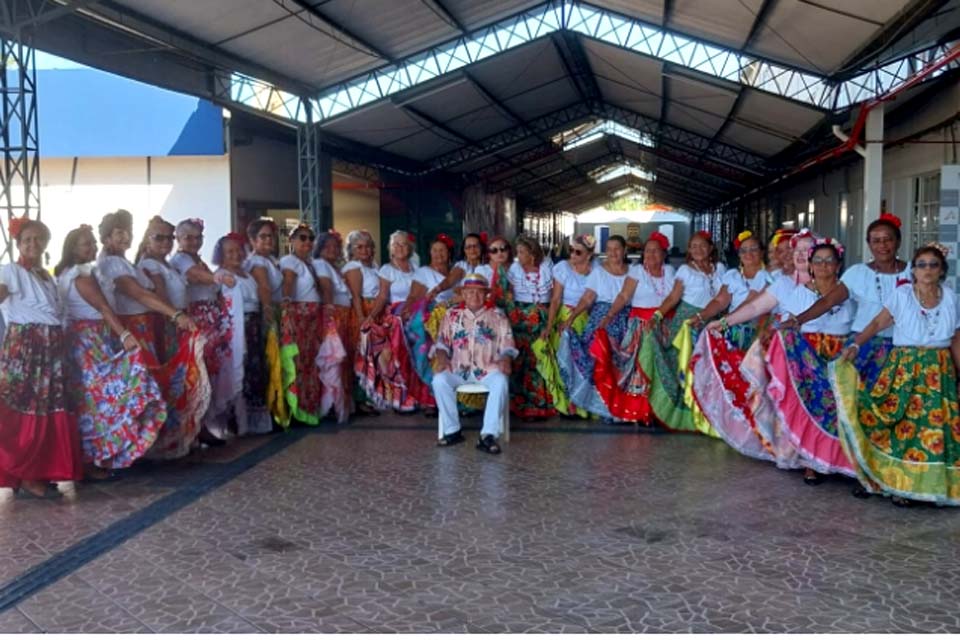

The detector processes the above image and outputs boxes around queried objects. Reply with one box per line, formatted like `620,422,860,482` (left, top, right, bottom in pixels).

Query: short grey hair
388,230,412,260
345,229,376,262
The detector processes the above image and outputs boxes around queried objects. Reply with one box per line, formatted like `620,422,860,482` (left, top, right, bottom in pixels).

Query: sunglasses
297,234,315,242
916,260,941,270
810,257,837,265
571,248,588,256
151,233,174,242
489,246,508,254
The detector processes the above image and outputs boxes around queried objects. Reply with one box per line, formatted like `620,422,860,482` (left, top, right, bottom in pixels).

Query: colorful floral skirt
280,301,323,424
122,313,210,460
0,323,83,487
559,302,627,418
831,346,960,505
263,308,289,428
766,329,854,476
507,302,556,419
692,323,772,460
591,307,656,422
67,320,167,468
532,305,587,416
190,298,233,380
317,307,349,423
356,302,422,412
638,301,703,433
240,312,273,434
404,299,446,388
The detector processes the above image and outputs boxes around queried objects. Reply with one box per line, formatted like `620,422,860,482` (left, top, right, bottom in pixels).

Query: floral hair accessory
923,241,951,258
288,222,314,239
790,228,816,248
8,214,29,240
647,232,670,251
407,232,416,243
225,231,247,246
733,230,753,250
573,233,597,251
808,236,845,260
327,228,342,242
695,230,712,241
461,273,489,289
187,218,204,231
878,213,902,229
771,228,796,247
435,233,455,251
478,231,489,245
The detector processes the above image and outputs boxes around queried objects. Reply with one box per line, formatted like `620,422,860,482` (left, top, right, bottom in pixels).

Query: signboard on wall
941,165,960,291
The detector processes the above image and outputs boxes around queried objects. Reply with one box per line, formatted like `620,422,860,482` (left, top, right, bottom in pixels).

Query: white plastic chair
455,383,510,443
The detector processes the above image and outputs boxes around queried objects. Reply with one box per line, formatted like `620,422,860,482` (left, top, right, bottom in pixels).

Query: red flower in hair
328,228,342,242
408,232,416,243
8,214,29,240
879,212,902,229
648,232,669,251
436,233,455,251
695,230,712,241
479,232,489,244
225,231,247,246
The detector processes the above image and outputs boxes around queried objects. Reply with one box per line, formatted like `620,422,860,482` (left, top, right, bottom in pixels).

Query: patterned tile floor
2,418,960,633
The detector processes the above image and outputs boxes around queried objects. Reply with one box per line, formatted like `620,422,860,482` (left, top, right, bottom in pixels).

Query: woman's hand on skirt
176,314,198,333
705,320,723,335
122,333,141,352
841,345,859,362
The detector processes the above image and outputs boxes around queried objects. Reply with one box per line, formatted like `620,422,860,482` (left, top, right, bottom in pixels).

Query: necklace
915,284,942,337
810,281,841,315
647,266,668,299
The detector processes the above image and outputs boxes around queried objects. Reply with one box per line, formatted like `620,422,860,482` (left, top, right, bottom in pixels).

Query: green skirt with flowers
831,346,960,506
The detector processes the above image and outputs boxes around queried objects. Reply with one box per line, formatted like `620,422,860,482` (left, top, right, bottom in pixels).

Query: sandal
803,471,822,486
476,434,502,455
17,484,62,500
437,431,465,447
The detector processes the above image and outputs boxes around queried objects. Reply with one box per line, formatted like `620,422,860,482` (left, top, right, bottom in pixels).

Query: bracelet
848,342,861,352
653,310,663,320
170,310,184,322
695,312,704,322
119,330,132,343
719,316,728,331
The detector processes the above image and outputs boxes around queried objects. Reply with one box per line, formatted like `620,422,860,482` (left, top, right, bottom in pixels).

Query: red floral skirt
355,301,423,411
0,323,83,487
279,301,323,423
190,298,233,379
591,307,656,422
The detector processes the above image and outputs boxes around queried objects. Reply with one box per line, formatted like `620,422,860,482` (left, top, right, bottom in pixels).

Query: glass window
911,172,941,251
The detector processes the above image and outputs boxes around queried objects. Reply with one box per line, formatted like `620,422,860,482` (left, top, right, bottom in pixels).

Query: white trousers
432,370,509,439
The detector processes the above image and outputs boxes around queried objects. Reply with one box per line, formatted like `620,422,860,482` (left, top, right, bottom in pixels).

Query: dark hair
807,244,844,276
212,234,247,267
54,225,96,276
99,209,133,243
912,246,948,282
134,215,174,265
686,232,719,265
313,230,342,259
738,235,765,253
460,233,487,263
866,218,902,246
607,234,627,249
514,235,544,267
13,219,51,246
246,217,278,244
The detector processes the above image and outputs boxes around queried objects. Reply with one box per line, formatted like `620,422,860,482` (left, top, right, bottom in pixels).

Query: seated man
431,273,517,454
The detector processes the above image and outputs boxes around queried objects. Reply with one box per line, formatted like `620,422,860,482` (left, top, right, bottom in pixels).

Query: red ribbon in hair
479,231,489,244
436,233,455,251
878,212,902,229
648,232,669,251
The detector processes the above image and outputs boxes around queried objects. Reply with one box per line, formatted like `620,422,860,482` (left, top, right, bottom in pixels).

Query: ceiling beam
551,31,602,102
286,0,394,62
420,0,467,34
741,0,779,50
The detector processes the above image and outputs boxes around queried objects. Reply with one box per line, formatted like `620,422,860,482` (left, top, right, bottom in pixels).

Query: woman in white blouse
244,217,286,427
97,210,205,461
313,229,353,423
278,223,325,426
537,233,596,416
342,229,382,416
56,224,166,478
505,236,555,420
355,230,426,413
427,232,486,302
638,230,726,434
558,235,630,419
402,234,457,417
0,218,84,498
136,216,187,359
833,243,960,507
211,233,273,436
593,232,676,423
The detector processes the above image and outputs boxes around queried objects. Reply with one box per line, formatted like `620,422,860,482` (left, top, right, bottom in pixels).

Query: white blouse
722,268,772,312
278,254,320,303
585,265,628,304
776,283,855,335
314,258,352,307
553,260,591,307
676,263,727,309
219,269,259,312
413,266,454,303
887,285,960,348
629,263,676,308
58,263,106,322
244,254,283,303
342,260,380,299
139,257,188,311
1,263,61,325
170,252,219,304
508,261,553,304
97,253,153,316
379,262,415,303
841,262,912,336
453,259,484,286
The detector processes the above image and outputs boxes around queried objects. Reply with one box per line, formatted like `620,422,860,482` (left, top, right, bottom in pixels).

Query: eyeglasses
489,246,508,254
464,243,481,250
810,257,837,265
916,260,941,269
150,234,174,242
181,234,203,241
297,234,315,242
571,248,587,256
738,246,761,254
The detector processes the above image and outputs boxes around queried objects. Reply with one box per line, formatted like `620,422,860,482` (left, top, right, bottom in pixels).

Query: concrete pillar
862,106,884,257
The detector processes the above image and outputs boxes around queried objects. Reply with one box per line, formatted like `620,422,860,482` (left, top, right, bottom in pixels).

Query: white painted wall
35,155,231,265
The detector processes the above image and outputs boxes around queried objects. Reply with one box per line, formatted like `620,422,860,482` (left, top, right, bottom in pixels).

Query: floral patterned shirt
431,304,518,380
